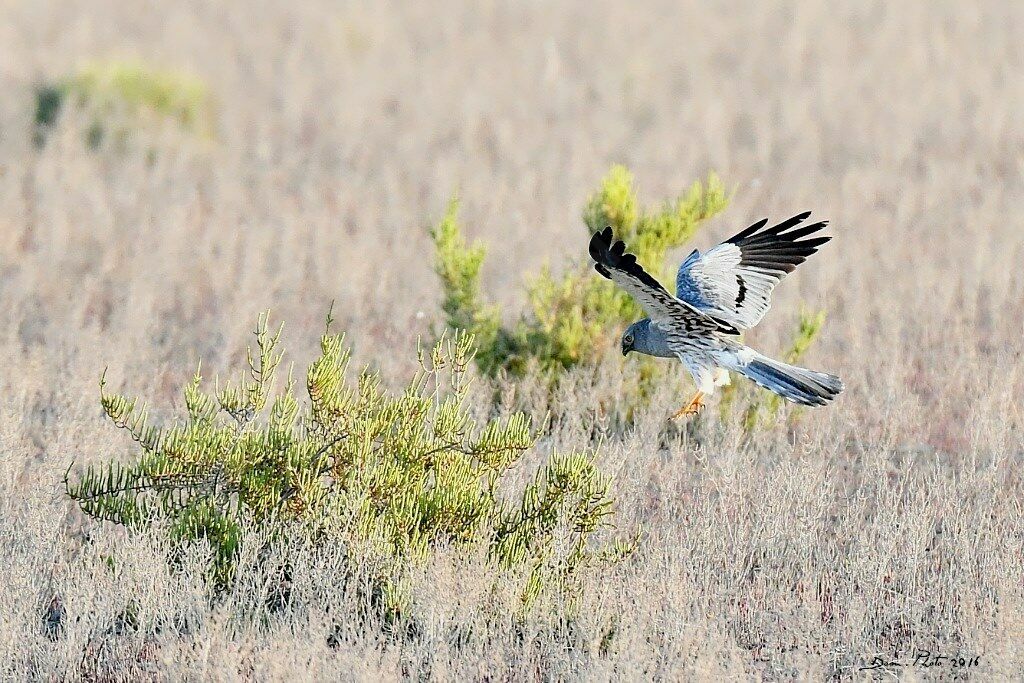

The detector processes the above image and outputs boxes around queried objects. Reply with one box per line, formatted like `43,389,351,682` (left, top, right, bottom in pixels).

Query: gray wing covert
674,212,831,330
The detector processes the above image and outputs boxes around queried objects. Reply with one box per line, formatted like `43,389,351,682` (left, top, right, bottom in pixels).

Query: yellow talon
671,391,705,419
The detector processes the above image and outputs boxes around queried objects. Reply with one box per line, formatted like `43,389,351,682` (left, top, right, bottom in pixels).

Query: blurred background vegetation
34,59,213,148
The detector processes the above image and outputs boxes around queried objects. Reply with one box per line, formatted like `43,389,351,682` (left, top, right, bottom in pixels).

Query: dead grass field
2,0,1024,679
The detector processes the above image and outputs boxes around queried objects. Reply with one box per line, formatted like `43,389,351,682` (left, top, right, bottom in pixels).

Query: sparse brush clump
433,165,827,427
34,59,213,148
65,312,631,618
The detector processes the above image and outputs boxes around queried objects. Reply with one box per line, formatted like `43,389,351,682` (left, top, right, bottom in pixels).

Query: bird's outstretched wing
589,227,738,335
675,212,830,330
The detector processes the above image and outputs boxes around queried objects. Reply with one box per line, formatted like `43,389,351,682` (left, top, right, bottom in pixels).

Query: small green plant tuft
34,59,213,147
66,312,629,607
431,199,502,356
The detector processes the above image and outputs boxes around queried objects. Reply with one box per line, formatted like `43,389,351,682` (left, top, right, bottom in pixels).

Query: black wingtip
730,211,826,243
722,211,834,275
761,211,815,236
589,226,670,295
728,217,769,243
589,227,614,265
589,227,618,280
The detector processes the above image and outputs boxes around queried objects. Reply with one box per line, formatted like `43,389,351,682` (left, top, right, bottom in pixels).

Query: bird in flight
589,212,843,417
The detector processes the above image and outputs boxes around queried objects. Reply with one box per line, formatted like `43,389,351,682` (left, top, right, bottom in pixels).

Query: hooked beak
621,341,631,356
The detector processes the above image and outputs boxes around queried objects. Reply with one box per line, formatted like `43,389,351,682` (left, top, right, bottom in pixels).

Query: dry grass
2,0,1024,679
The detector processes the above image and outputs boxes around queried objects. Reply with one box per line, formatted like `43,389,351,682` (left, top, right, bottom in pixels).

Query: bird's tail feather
728,350,843,407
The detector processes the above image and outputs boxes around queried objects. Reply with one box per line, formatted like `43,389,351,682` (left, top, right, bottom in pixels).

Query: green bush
65,312,630,610
34,59,213,147
432,166,728,376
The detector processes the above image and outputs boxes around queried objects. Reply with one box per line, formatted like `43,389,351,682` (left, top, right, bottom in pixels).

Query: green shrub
34,59,213,147
432,198,503,358
432,166,728,376
65,312,630,610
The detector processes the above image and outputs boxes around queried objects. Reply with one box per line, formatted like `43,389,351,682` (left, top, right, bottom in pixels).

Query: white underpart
677,347,759,398
694,366,717,395
735,346,756,365
678,355,721,396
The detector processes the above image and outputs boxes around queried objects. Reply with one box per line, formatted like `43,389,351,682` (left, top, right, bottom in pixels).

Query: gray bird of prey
589,212,843,417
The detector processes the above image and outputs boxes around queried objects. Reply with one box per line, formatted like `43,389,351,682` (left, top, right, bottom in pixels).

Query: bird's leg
671,391,705,419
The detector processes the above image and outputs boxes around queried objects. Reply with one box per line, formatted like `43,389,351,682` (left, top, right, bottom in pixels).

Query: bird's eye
625,335,634,345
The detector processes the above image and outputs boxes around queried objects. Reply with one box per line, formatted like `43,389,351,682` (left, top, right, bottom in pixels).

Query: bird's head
621,320,644,356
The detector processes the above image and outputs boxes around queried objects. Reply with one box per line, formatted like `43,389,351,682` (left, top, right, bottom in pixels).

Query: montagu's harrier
589,211,843,417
